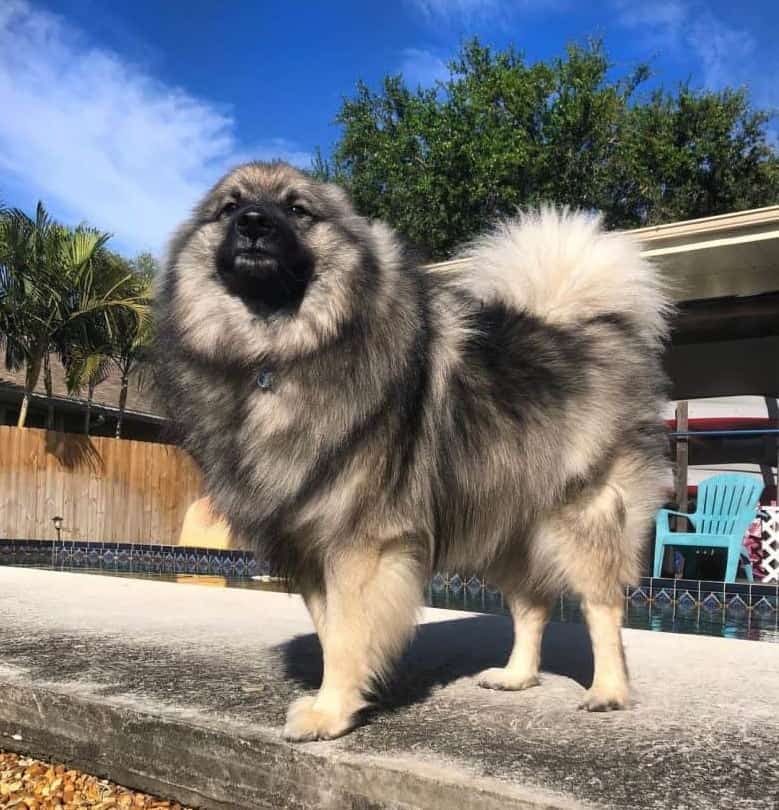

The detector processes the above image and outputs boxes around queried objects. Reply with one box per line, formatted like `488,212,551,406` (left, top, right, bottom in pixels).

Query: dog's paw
282,696,355,742
477,667,541,691
578,685,629,712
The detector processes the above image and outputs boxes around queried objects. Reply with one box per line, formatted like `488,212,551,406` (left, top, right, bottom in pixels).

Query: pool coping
1,682,574,810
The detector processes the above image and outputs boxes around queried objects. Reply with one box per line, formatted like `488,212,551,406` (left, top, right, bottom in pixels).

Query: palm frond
63,347,113,396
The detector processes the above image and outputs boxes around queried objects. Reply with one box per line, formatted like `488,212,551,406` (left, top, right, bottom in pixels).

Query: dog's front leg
283,539,423,741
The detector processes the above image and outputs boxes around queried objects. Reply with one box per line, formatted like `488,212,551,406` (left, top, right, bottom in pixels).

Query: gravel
0,752,192,810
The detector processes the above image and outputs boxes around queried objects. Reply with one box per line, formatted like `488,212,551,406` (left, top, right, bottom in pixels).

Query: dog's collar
256,368,275,391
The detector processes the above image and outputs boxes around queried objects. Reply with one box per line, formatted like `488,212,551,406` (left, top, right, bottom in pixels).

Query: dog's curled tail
455,207,673,346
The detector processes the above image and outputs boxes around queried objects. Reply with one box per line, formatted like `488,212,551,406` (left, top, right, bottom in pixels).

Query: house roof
0,355,162,420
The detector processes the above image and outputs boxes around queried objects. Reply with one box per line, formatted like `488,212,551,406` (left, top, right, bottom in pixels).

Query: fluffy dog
154,161,671,741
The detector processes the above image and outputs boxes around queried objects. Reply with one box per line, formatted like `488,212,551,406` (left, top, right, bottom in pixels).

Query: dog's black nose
236,207,274,241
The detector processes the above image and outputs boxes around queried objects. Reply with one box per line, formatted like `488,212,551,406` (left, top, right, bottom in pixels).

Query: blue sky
1,0,777,255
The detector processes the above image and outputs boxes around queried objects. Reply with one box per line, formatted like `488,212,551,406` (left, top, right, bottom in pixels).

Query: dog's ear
320,182,353,212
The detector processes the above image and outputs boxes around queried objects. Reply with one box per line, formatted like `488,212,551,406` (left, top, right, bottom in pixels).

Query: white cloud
399,48,449,88
613,1,777,142
614,1,758,86
613,0,687,32
612,0,690,53
686,14,778,145
687,14,757,92
407,0,563,24
0,1,311,255
410,0,502,19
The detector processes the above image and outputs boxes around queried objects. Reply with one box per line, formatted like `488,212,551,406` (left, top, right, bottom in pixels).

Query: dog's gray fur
154,161,672,741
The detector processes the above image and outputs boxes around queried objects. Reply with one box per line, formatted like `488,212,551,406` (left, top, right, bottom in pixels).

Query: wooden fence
0,426,204,544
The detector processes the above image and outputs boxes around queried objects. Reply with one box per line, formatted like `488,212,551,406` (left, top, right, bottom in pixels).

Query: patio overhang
639,206,779,399
634,205,779,302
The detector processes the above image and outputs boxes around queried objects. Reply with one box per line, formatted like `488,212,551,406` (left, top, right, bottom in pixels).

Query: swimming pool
2,539,778,643
426,576,779,643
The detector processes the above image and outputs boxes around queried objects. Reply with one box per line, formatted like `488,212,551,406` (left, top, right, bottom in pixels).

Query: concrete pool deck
1,568,777,810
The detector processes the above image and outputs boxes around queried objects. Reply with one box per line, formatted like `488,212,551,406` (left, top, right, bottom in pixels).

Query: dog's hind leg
558,497,632,711
477,588,552,691
283,538,424,742
549,460,650,711
578,598,629,711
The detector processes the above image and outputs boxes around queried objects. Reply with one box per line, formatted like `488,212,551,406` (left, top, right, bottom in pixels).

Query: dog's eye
220,201,238,217
288,204,310,218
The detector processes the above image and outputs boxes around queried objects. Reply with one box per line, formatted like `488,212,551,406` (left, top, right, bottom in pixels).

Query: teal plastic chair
654,473,763,583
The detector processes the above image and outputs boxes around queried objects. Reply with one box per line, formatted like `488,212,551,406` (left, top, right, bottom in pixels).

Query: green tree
322,39,779,259
0,203,147,428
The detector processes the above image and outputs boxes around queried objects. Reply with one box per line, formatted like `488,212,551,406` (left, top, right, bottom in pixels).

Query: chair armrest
660,509,692,519
656,508,697,533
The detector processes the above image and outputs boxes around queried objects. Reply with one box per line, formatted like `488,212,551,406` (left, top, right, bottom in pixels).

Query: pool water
8,563,778,644
426,584,779,643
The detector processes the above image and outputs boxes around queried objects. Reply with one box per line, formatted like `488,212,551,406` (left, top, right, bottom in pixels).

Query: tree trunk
84,383,94,434
17,354,43,428
44,353,54,430
17,389,31,428
116,372,128,439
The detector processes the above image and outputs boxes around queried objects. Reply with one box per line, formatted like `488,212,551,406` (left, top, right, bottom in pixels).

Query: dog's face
209,164,344,314
161,162,399,363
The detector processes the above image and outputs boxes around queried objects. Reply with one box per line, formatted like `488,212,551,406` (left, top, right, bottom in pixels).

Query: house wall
0,426,208,544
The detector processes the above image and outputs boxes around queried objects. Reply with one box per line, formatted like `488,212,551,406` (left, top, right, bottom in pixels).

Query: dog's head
160,161,403,363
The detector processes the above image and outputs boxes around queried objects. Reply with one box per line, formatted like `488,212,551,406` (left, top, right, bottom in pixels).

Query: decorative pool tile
0,538,260,579
677,590,697,609
702,593,723,611
654,588,673,604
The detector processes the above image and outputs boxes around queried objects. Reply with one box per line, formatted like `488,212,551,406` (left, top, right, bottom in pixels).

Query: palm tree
64,251,153,437
108,257,154,438
64,346,113,434
0,203,64,426
0,202,147,428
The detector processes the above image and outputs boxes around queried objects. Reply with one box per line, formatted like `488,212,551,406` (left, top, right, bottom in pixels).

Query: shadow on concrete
280,614,594,715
